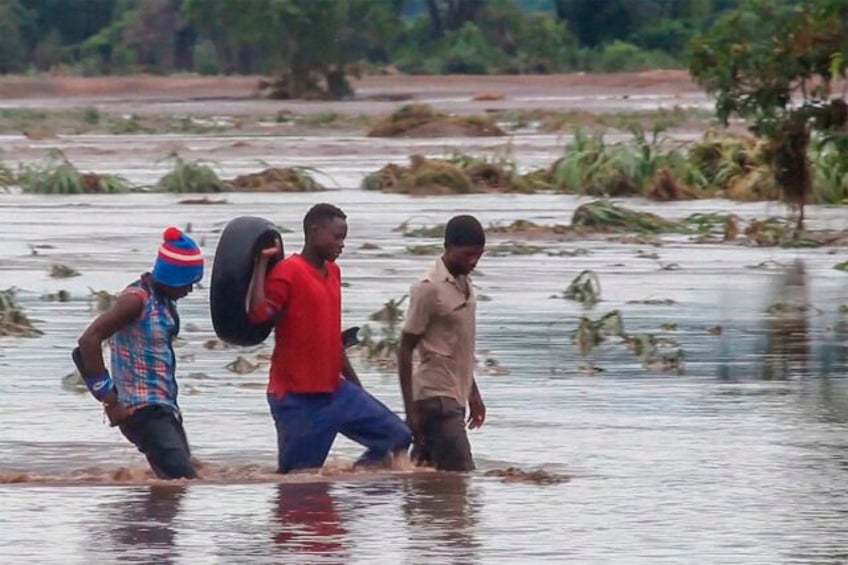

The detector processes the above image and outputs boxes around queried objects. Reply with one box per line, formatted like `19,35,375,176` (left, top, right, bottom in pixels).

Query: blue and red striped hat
152,226,204,287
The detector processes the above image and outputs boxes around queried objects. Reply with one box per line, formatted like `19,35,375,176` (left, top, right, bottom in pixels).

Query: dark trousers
119,404,197,479
412,396,475,472
268,380,412,473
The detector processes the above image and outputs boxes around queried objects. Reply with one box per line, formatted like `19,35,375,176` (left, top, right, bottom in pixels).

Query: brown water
2,130,848,563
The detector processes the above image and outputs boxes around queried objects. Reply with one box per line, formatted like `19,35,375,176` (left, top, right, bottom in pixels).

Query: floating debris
61,370,86,393
177,197,228,205
49,264,80,278
484,467,569,485
487,219,570,236
405,244,442,256
478,357,509,376
487,242,546,256
41,290,70,302
225,356,259,374
626,298,678,305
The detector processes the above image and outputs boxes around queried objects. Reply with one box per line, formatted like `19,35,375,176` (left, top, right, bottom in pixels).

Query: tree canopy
0,0,745,98
690,0,848,226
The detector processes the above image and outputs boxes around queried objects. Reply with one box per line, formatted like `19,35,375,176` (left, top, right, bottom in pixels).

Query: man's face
311,217,348,261
162,283,193,300
445,244,484,276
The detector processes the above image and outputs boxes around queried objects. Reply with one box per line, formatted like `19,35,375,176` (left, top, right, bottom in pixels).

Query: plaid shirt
109,275,180,412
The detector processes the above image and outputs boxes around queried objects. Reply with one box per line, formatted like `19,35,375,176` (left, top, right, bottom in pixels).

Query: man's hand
406,404,422,442
468,392,486,429
104,402,130,427
257,242,281,262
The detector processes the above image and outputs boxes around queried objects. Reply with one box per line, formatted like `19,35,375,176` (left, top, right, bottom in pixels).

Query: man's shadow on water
272,481,349,558
400,473,481,560
271,473,480,561
92,485,186,563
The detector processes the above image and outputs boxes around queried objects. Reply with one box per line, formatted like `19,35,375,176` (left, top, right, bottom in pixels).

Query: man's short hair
303,203,346,235
444,214,485,248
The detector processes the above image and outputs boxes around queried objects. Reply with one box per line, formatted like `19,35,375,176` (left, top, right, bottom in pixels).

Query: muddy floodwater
2,92,848,562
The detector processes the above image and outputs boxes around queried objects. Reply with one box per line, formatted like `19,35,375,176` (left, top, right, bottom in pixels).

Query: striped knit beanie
152,226,204,287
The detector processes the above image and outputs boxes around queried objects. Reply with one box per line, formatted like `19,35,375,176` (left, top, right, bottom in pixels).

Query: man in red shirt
248,203,411,473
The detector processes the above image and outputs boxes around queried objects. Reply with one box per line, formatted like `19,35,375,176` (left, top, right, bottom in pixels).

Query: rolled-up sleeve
248,264,291,324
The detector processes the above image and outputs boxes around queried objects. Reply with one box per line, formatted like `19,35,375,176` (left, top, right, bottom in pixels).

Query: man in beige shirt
398,215,486,471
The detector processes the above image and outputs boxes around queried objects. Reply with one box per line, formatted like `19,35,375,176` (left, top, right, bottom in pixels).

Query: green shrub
156,153,228,193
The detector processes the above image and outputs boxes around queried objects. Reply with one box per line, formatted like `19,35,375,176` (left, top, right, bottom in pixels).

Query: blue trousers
268,380,412,473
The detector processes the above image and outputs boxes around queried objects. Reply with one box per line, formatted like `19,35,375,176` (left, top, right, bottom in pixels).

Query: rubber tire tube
210,216,284,346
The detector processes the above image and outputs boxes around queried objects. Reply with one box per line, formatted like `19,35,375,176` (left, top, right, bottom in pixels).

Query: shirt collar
425,257,472,291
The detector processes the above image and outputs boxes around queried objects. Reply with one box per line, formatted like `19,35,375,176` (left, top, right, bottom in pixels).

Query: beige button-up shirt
403,257,476,405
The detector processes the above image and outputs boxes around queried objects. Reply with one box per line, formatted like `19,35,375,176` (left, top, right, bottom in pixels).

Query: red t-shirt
249,254,342,397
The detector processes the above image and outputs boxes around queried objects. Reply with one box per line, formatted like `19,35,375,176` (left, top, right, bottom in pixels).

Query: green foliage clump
16,149,129,194
156,153,228,193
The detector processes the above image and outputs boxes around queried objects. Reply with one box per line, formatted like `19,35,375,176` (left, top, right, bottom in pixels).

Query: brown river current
1,121,848,563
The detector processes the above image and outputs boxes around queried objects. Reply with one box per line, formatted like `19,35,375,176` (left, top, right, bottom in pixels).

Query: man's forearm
342,352,361,386
398,348,415,416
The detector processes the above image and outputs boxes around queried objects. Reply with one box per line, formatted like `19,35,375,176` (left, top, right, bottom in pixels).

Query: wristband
84,372,115,402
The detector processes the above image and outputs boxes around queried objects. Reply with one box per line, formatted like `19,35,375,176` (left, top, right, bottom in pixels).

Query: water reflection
101,485,186,563
272,482,348,559
401,473,480,561
761,260,812,380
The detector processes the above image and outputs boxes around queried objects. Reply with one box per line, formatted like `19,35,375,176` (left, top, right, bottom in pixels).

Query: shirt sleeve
403,281,436,336
248,262,291,323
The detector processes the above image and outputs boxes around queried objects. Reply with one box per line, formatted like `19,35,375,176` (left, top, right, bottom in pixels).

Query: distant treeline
0,1,749,77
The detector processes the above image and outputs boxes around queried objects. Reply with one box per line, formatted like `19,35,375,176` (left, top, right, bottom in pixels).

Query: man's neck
441,255,461,278
301,246,325,270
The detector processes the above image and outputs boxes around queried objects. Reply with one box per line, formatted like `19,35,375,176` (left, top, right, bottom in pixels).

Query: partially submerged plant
0,162,14,188
561,270,601,305
487,242,546,256
369,295,407,324
355,294,409,371
405,244,442,255
368,103,506,137
573,310,624,359
88,287,117,312
156,152,228,193
16,149,129,194
0,288,42,338
50,264,80,278
571,200,686,234
229,166,326,192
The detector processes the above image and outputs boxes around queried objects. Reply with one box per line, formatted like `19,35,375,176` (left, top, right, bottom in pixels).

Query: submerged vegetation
361,125,848,205
15,150,129,194
368,104,506,138
0,152,327,194
0,288,42,338
156,153,228,193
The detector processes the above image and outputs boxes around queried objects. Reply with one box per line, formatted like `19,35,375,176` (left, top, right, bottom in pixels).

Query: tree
554,0,660,47
184,0,404,99
0,0,28,73
425,0,484,39
689,0,848,229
